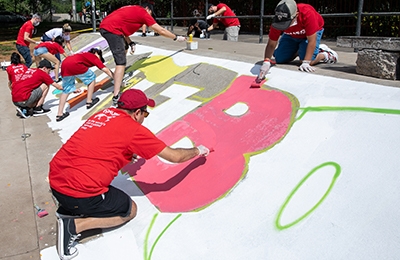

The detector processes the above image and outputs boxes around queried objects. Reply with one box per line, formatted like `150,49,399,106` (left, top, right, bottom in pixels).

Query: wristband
129,41,136,47
173,35,177,41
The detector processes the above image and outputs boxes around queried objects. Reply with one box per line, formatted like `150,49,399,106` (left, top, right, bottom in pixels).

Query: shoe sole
15,107,30,119
56,112,70,122
86,97,100,109
33,111,51,117
56,217,79,260
319,44,338,63
56,217,65,259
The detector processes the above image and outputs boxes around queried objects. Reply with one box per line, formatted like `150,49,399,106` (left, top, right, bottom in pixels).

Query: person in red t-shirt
12,60,63,118
49,89,210,259
99,3,187,106
141,0,156,37
56,48,114,122
16,13,42,68
7,52,29,118
6,52,28,91
33,36,68,83
206,3,240,41
259,0,338,78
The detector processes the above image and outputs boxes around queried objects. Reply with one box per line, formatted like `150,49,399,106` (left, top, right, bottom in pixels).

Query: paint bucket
186,41,198,50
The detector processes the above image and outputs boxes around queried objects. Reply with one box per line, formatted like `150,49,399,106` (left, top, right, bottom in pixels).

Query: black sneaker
15,106,31,119
33,105,51,117
141,32,147,37
56,214,80,260
112,93,120,107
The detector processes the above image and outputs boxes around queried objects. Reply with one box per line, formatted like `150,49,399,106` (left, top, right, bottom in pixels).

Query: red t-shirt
6,64,28,85
11,68,53,102
35,41,65,55
99,5,157,36
269,3,324,41
16,21,34,46
49,108,167,198
61,52,105,77
212,3,240,27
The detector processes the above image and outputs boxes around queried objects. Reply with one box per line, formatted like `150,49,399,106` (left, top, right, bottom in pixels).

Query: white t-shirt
44,28,71,41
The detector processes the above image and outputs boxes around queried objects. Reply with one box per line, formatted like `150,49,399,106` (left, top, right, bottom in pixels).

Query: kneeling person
12,60,63,118
49,89,210,259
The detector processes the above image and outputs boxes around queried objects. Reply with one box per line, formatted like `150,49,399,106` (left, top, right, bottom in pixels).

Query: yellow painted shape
131,55,188,84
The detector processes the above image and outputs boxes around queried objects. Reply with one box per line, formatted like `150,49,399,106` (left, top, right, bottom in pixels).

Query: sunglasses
141,108,149,118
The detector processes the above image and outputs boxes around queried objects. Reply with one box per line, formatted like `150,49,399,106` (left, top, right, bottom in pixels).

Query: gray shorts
13,86,43,107
100,28,128,66
224,26,240,41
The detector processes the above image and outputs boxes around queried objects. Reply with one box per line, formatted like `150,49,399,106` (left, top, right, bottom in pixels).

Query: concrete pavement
1,28,399,260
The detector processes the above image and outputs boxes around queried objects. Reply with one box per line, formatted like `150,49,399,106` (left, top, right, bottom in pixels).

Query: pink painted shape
123,75,295,212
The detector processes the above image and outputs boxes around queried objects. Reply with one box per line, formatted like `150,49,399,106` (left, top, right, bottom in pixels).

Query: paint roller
34,205,48,218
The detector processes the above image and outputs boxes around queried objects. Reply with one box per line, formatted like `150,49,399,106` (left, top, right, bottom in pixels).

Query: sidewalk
0,29,399,260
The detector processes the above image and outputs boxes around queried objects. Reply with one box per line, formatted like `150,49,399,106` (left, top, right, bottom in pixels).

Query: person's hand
197,145,210,156
131,154,140,163
299,60,315,72
175,36,186,42
206,14,215,20
258,60,271,80
130,45,136,55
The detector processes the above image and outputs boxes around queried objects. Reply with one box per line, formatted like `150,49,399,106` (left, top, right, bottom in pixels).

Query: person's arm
213,6,226,17
258,39,278,79
123,36,137,54
298,33,317,72
207,22,218,32
264,39,277,60
124,36,133,45
157,145,209,163
207,6,227,20
24,31,39,45
150,23,186,41
187,25,194,36
52,82,63,90
194,24,202,33
65,40,73,53
101,67,114,79
304,33,317,62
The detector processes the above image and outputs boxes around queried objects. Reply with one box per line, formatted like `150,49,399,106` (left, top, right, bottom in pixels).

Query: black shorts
52,186,132,218
100,28,128,66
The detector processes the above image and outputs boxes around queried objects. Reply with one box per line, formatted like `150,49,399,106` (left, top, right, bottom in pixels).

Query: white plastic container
186,41,198,50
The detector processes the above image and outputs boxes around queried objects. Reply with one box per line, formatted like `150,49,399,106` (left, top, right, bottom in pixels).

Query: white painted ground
41,34,400,260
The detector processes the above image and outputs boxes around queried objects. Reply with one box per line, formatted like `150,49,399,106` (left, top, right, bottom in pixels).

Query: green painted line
296,106,400,121
144,213,182,260
144,213,158,260
275,161,341,230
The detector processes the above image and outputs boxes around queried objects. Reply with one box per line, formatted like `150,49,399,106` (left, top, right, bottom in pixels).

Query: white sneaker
319,44,338,63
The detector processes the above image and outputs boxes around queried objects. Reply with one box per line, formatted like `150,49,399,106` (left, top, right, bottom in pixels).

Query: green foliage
0,0,399,37
362,15,400,37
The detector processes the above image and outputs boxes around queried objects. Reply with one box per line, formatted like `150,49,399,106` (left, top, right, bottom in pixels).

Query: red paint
123,75,295,212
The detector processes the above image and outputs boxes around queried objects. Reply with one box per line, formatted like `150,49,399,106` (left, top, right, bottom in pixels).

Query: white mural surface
41,33,400,260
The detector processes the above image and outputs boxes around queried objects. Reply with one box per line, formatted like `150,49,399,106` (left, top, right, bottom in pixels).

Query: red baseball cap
117,89,155,110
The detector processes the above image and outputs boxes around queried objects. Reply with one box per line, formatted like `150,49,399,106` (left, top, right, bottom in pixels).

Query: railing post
91,0,96,32
205,0,209,18
259,0,265,43
170,0,174,31
356,0,364,36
